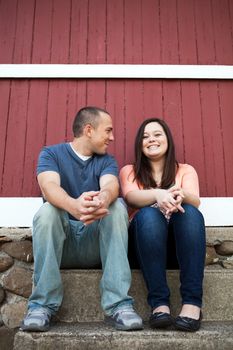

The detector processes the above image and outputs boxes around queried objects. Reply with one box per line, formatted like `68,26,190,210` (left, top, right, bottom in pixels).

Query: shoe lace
28,308,50,319
114,306,136,318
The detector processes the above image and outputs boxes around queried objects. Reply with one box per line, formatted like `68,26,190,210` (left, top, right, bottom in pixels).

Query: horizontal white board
199,197,233,226
0,197,43,227
0,64,233,79
0,197,232,227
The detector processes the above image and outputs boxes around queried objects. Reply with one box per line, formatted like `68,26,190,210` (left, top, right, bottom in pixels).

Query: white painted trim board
0,197,232,227
0,64,233,79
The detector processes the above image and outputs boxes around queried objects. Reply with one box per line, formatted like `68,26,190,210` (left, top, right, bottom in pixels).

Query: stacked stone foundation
1,227,233,349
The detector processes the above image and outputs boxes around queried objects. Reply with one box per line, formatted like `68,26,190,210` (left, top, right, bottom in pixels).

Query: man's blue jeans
129,204,206,310
28,199,133,316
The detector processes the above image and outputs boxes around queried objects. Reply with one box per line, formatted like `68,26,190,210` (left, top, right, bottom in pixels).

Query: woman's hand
154,186,185,216
168,185,185,213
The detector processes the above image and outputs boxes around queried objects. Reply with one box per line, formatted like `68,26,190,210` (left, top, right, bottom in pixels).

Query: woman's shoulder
177,163,197,174
119,164,136,183
119,164,134,175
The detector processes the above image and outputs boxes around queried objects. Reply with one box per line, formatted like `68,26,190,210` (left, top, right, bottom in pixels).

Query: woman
120,118,206,332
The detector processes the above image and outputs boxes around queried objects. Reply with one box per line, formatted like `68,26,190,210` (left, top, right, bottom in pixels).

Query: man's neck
70,138,93,157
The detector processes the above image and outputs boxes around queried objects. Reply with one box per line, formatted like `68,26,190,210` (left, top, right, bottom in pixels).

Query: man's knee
100,199,129,241
108,198,128,222
33,202,62,225
32,202,68,241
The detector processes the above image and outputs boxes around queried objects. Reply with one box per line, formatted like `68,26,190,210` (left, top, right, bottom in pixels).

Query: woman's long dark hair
133,118,178,189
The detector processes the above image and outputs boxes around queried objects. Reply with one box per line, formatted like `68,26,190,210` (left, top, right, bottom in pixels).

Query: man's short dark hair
73,106,110,137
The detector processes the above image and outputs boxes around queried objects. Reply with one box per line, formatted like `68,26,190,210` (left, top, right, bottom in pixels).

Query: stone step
206,227,233,245
13,321,233,350
56,266,233,323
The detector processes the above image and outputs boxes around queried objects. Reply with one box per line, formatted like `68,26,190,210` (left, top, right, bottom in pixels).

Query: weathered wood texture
0,0,233,196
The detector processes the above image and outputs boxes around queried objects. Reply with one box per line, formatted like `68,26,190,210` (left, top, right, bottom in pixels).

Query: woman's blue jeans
129,204,206,310
28,199,133,316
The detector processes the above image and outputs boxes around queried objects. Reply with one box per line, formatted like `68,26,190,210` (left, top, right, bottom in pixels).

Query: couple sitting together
20,106,205,333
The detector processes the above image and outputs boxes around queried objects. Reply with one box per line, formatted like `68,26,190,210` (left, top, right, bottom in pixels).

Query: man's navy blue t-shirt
37,143,118,212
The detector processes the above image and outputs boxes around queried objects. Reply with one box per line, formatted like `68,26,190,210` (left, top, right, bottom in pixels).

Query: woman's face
142,122,168,160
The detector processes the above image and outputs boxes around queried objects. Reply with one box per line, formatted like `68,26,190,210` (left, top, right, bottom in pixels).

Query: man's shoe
174,311,202,332
149,312,174,329
20,307,51,332
105,306,143,331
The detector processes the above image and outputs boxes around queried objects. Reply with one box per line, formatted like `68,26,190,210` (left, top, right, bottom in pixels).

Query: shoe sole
174,313,202,332
20,324,50,332
115,323,144,331
174,323,200,332
150,319,173,329
104,317,143,331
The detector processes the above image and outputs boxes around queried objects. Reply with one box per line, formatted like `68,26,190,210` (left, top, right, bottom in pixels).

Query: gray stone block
1,266,32,298
1,241,33,262
0,252,14,272
206,227,233,246
1,294,27,328
0,326,16,350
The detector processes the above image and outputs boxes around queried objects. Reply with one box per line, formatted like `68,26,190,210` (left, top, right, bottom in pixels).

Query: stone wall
0,226,233,345
0,228,33,348
205,227,233,267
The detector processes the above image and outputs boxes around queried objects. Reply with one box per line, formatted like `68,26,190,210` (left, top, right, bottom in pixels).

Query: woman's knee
183,203,203,216
134,207,166,228
181,204,205,227
172,204,205,243
133,207,167,242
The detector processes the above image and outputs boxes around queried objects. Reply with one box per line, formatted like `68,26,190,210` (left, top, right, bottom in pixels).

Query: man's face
90,112,114,154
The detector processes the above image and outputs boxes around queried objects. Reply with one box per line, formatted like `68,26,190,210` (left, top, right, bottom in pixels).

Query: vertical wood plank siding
0,0,233,197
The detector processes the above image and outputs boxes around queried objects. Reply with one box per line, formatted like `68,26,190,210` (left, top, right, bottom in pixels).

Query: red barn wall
0,0,233,197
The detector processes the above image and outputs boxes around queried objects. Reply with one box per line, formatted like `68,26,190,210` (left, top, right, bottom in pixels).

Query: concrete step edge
13,321,233,350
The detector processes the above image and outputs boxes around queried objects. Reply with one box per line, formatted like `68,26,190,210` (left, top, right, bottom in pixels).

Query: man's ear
83,124,93,137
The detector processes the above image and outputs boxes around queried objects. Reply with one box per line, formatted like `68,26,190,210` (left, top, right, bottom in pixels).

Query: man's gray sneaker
105,306,143,331
20,307,51,332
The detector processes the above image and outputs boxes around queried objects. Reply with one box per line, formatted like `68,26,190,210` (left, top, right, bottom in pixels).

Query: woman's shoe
174,311,202,332
149,312,174,329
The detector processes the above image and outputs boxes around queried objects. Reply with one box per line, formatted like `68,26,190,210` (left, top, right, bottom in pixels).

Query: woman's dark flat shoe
174,311,202,332
149,312,174,329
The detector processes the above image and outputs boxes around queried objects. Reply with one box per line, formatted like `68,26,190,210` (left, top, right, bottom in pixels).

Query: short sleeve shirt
119,163,200,220
37,143,118,201
120,163,199,197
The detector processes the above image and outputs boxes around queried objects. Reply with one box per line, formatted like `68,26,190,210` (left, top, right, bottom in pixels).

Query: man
20,106,143,332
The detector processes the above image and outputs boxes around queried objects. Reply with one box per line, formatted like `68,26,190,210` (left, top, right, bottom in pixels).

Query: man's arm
38,171,108,222
78,174,119,225
38,171,65,205
98,174,119,208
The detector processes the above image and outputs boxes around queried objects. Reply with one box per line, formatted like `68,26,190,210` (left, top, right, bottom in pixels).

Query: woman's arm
126,188,185,214
120,165,158,207
181,189,200,207
125,188,158,208
120,165,184,213
174,164,201,208
168,186,200,208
